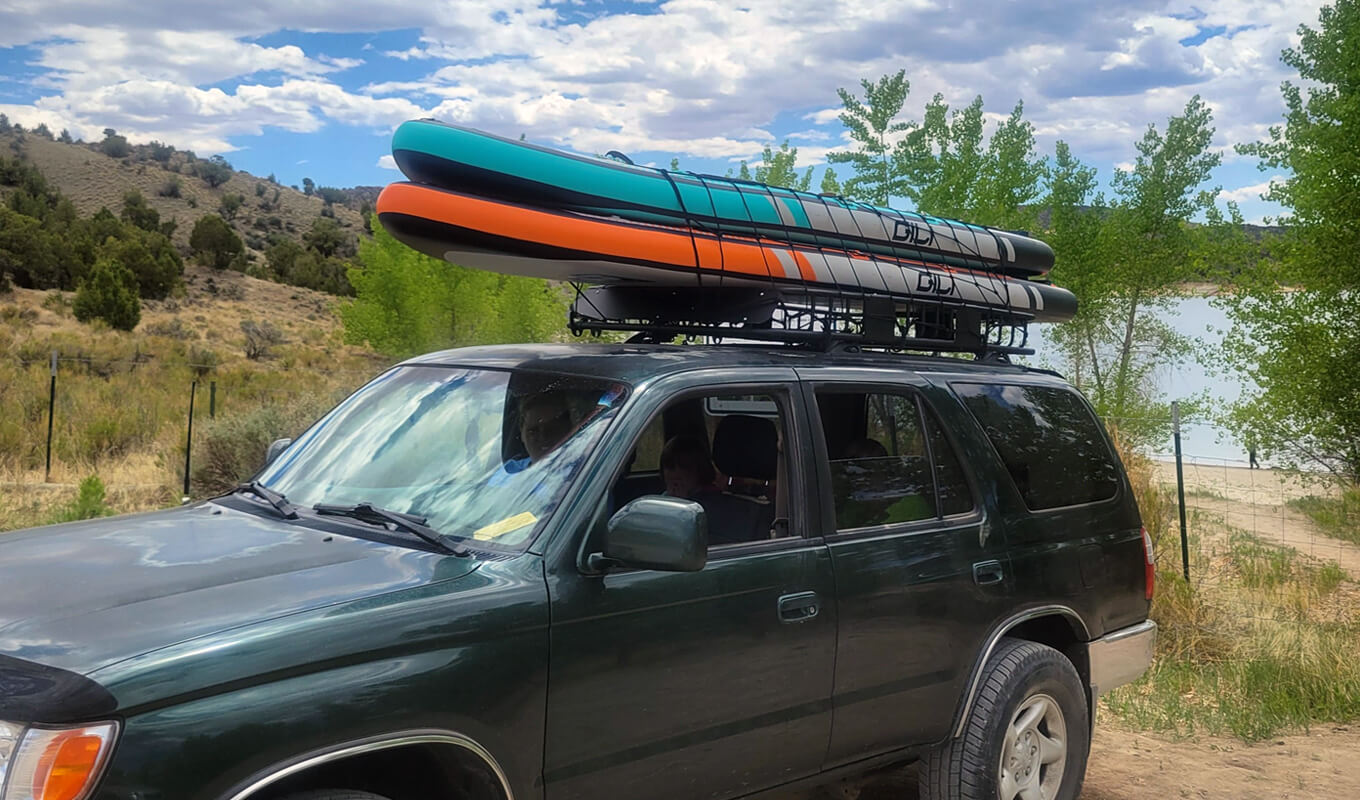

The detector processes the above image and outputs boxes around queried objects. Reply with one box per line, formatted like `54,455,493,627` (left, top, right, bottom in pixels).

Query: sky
0,0,1325,224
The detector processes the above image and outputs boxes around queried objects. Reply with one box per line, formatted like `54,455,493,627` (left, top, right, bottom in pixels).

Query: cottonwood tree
1224,0,1360,483
827,71,911,205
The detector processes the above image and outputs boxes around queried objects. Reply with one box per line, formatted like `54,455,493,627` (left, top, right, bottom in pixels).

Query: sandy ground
1153,461,1360,578
771,725,1360,800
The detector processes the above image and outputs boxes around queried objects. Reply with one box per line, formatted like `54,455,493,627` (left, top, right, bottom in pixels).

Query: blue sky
0,0,1325,224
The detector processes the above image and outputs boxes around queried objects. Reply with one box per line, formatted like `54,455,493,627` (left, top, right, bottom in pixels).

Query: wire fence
1105,411,1359,631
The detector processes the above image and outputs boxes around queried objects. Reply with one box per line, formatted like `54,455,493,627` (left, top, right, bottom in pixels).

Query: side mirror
592,496,707,573
265,438,292,467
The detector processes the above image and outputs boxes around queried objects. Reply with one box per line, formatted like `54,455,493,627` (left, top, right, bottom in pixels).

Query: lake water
1018,295,1253,466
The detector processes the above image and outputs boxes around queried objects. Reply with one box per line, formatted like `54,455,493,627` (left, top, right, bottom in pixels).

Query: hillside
0,127,368,264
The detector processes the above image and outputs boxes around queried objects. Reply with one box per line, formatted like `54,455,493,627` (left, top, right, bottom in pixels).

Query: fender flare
950,605,1091,738
219,728,514,800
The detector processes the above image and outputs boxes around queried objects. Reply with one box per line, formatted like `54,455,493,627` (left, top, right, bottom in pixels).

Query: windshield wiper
235,480,299,519
313,502,469,556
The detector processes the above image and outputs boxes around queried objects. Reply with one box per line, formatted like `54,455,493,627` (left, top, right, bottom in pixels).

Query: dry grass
0,269,388,531
1103,446,1360,741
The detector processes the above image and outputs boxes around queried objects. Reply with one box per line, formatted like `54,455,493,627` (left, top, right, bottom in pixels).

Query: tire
278,792,393,800
920,638,1090,800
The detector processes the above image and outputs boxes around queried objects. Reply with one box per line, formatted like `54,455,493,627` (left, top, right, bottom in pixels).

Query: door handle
777,592,820,623
973,560,1005,586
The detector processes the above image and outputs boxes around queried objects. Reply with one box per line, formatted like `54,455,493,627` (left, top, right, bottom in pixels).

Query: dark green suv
0,343,1155,800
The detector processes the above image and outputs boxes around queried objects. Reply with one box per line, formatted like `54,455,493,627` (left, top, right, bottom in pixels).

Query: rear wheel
920,638,1089,800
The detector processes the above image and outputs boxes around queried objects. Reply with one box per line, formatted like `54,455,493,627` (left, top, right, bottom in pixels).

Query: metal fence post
44,351,57,483
209,380,217,419
183,380,197,500
1172,400,1190,582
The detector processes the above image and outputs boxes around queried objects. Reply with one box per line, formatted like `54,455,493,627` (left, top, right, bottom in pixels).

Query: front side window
609,391,794,548
258,366,627,549
953,382,1120,511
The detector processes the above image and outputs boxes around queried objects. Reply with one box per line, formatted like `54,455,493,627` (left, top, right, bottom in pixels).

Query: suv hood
0,502,478,679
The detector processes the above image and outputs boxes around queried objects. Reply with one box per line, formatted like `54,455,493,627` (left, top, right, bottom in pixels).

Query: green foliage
266,236,353,295
303,216,352,258
750,141,813,191
240,319,284,360
317,186,346,206
147,140,174,163
1225,0,1360,484
341,217,566,357
120,189,160,232
302,177,315,196
57,128,73,144
195,155,233,188
191,391,342,497
826,70,911,205
99,128,131,159
47,475,114,523
73,257,141,331
254,182,266,198
819,166,841,195
219,192,244,220
189,214,243,270
1040,97,1221,441
1290,487,1360,545
100,232,182,300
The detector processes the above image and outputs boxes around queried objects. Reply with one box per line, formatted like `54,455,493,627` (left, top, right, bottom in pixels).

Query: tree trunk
1112,290,1141,418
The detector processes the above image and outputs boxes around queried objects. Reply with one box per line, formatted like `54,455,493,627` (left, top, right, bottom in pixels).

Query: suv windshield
256,366,627,550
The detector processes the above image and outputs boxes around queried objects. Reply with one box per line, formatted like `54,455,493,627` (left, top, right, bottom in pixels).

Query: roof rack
568,285,1034,357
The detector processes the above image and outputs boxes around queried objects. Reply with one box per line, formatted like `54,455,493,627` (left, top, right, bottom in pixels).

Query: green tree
73,256,141,330
189,214,243,270
57,128,73,144
302,177,315,196
100,128,131,158
195,155,232,188
304,216,352,258
752,141,813,191
101,232,181,299
121,189,160,232
342,217,566,357
819,167,842,195
219,193,244,220
1042,142,1111,396
1224,0,1360,482
147,140,175,163
895,95,1044,228
1043,97,1220,440
827,71,911,205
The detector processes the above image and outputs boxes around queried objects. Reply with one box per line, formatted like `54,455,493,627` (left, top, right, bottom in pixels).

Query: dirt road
774,725,1360,799
1153,461,1360,578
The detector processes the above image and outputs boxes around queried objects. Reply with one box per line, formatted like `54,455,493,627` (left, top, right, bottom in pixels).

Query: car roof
400,342,1068,386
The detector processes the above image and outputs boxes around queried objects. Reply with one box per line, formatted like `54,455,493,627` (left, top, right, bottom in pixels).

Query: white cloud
1221,175,1285,203
376,154,397,169
0,0,1334,176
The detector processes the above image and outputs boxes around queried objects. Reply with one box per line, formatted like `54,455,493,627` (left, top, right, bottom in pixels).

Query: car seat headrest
712,414,778,481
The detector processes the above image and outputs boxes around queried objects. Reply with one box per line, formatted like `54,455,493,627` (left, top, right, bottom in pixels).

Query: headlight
0,721,118,800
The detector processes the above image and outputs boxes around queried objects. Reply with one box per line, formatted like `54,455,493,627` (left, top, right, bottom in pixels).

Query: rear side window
816,390,974,531
953,383,1120,510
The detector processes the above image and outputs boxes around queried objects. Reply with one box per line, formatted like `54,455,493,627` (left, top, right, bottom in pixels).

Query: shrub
158,177,182,198
255,183,266,198
121,189,160,232
219,193,244,220
190,393,337,496
189,214,243,270
144,317,198,340
73,257,141,331
48,475,113,523
99,128,131,159
240,319,284,360
195,155,232,188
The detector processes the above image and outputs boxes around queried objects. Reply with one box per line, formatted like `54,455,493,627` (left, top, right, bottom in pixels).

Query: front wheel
920,638,1090,800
